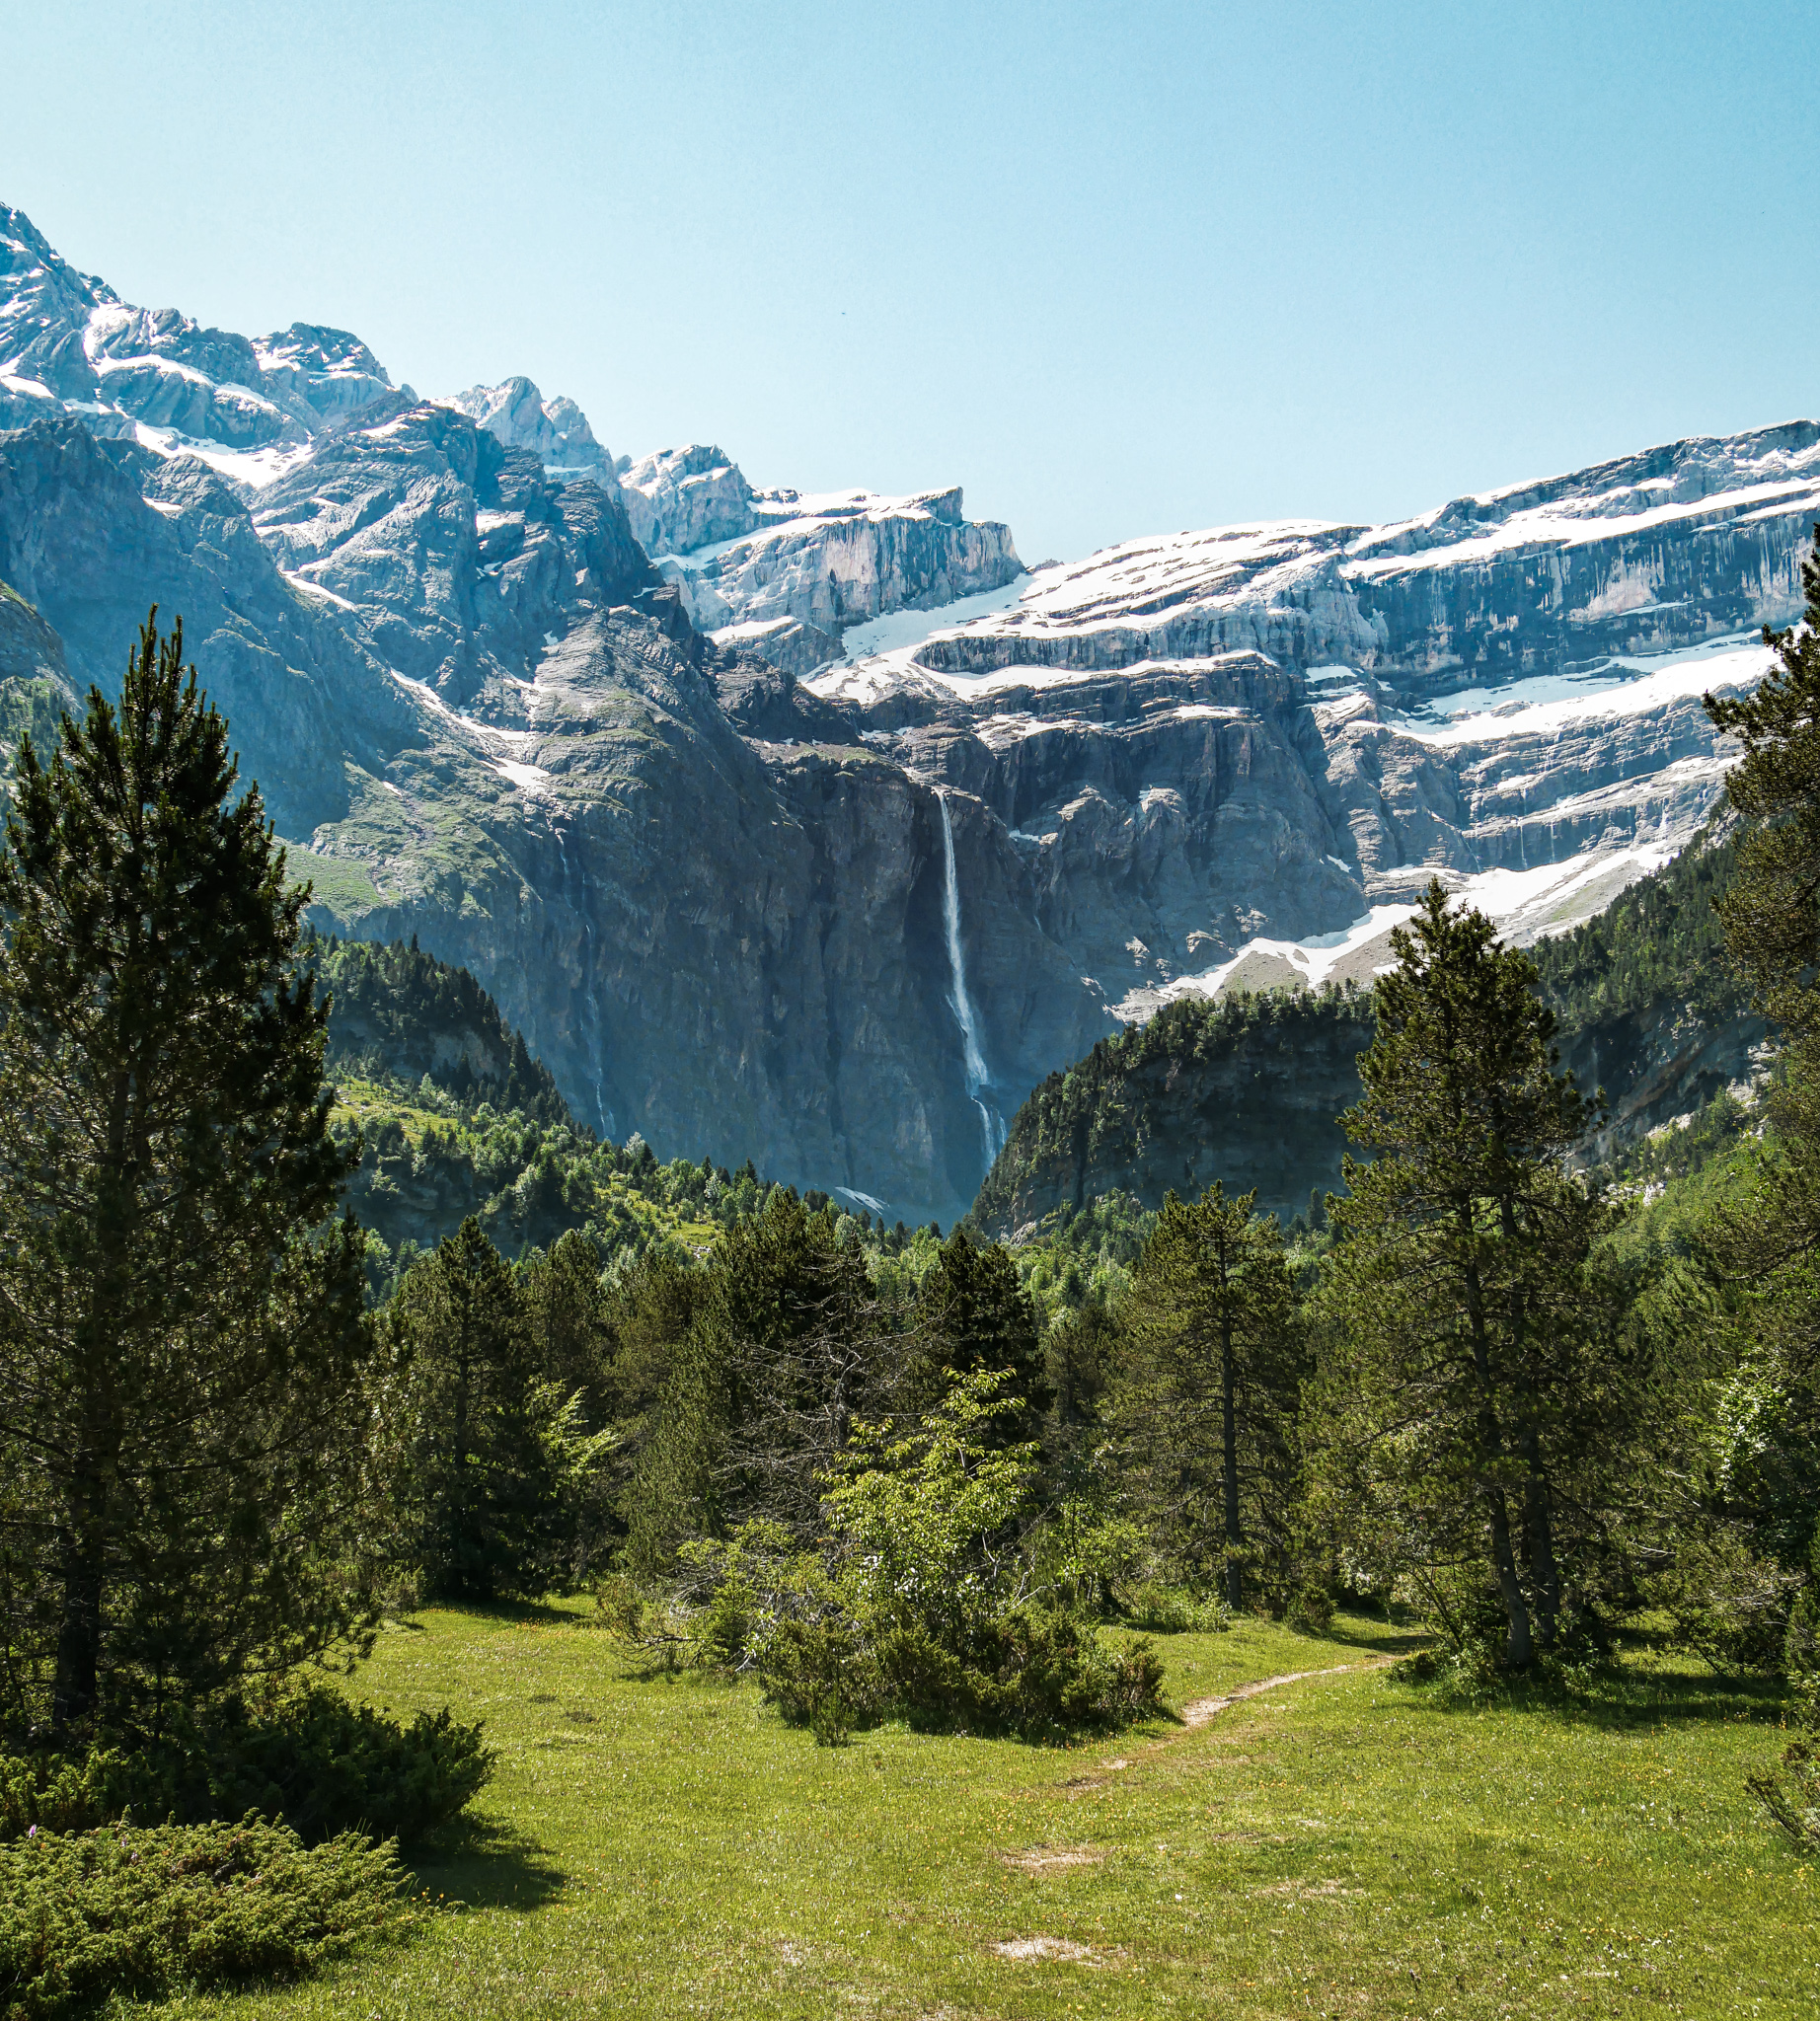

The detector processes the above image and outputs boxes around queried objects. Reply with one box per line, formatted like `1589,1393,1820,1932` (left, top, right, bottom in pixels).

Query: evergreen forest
0,589,1816,2019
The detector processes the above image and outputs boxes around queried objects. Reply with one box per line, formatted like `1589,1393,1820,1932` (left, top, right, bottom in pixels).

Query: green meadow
162,1606,1812,2021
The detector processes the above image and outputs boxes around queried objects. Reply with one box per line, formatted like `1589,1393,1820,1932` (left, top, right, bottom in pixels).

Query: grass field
155,1606,1814,2020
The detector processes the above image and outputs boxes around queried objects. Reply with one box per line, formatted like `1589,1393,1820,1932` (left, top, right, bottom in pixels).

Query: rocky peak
618,443,759,556
444,376,615,487
254,324,401,429
0,204,408,483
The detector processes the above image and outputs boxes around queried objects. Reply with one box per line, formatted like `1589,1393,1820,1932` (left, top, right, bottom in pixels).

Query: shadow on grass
408,1815,566,1913
1306,1613,1434,1657
421,1595,584,1629
1388,1653,1793,1731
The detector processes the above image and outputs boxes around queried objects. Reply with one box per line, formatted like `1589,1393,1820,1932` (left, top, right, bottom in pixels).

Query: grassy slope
167,1608,1812,2020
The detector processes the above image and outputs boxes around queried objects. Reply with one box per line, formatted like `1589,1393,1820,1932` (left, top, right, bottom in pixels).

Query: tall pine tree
1702,528,1820,1661
393,1217,593,1599
0,614,371,1730
1312,884,1623,1669
1115,1183,1301,1609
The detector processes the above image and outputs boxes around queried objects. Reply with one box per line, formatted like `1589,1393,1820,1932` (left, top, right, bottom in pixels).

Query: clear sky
4,0,1817,561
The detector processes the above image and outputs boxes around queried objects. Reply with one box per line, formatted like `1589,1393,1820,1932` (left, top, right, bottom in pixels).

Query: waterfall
937,788,1004,1163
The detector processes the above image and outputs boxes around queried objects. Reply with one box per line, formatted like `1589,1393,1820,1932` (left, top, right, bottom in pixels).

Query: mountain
0,578,74,792
0,199,1801,1227
969,833,1763,1237
306,930,850,1271
619,444,1024,675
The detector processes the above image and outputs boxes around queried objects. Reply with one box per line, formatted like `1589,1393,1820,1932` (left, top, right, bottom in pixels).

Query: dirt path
1176,1653,1406,1729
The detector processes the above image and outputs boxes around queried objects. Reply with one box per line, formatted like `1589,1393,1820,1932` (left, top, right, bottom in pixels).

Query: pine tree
1312,883,1619,1670
1701,530,1820,1654
620,1191,883,1574
523,1229,610,1427
701,1189,880,1535
1115,1184,1301,1609
394,1218,579,1599
916,1227,1051,1438
1706,530,1820,1040
0,613,371,1730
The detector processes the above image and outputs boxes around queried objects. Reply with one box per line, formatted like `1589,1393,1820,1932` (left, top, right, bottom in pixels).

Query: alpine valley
1,200,1808,1225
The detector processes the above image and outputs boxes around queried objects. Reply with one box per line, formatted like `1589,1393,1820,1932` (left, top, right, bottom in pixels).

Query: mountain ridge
0,198,1798,1225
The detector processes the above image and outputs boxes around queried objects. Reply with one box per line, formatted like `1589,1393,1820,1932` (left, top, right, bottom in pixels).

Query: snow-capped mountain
0,197,1802,1224
806,426,1812,1020
618,444,1023,675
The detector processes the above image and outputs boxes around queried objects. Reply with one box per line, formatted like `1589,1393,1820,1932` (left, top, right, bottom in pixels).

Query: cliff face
1346,425,1820,691
0,198,1804,1229
639,466,1026,666
970,838,1766,1239
0,416,415,837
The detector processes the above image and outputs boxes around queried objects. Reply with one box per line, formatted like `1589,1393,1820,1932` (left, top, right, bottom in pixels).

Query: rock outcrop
616,443,1025,670
0,198,1804,1228
444,378,617,486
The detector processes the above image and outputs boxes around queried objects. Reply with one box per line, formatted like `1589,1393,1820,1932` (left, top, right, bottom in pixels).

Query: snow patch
1114,844,1678,1023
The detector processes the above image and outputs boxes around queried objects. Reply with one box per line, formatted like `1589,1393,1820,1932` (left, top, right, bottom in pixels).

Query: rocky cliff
969,835,1764,1238
0,199,1800,1229
619,443,1025,672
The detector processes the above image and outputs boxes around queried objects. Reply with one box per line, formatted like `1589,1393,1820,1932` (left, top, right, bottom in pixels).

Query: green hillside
973,835,1761,1237
309,930,878,1287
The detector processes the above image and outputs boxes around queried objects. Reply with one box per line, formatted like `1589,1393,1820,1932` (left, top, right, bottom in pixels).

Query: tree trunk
51,1456,106,1728
1484,1484,1532,1670
1521,1427,1561,1648
1497,1192,1561,1648
1461,1227,1533,1669
1221,1308,1242,1612
53,1063,134,1727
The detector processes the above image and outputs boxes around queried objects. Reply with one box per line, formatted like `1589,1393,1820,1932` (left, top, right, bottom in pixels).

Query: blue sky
4,0,1816,560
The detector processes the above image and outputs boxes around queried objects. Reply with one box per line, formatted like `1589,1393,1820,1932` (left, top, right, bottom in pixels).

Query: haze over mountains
0,199,1805,1224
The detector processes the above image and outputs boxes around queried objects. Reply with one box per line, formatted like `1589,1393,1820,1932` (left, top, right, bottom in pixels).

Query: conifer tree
1702,530,1820,1650
1706,530,1820,1040
1115,1184,1301,1609
394,1217,584,1598
1312,884,1619,1669
524,1229,610,1426
0,613,370,1729
621,1190,883,1574
917,1227,1051,1439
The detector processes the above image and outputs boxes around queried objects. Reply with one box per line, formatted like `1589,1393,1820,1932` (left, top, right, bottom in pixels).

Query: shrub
758,1605,1164,1743
0,1686,492,1847
756,1620,882,1745
0,1816,413,2018
1749,1681,1820,1855
706,1379,1170,1744
1285,1584,1336,1634
1116,1582,1232,1633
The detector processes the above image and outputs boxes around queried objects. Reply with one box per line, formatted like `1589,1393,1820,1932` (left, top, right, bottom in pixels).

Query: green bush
1117,1582,1232,1633
0,1686,492,1847
0,1816,413,2018
1285,1584,1336,1634
757,1605,1164,1743
756,1620,883,1745
1749,1679,1820,1855
690,1380,1172,1744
